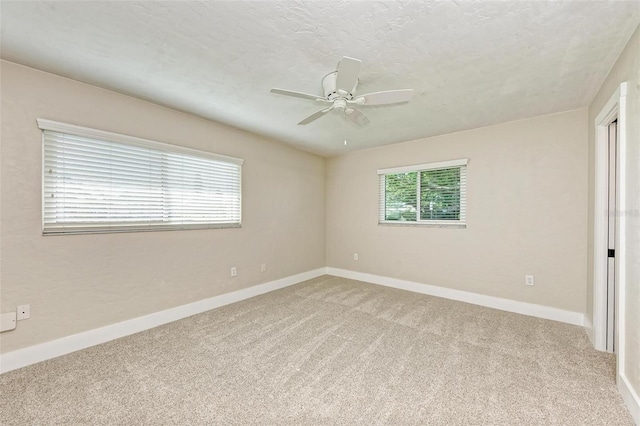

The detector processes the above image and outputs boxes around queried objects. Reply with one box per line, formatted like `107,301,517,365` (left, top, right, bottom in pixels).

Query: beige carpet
0,275,633,425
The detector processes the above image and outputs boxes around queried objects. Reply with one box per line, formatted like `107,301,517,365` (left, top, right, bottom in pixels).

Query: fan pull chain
343,122,348,146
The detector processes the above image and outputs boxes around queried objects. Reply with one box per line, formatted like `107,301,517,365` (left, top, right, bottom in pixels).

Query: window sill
43,223,242,236
378,221,466,229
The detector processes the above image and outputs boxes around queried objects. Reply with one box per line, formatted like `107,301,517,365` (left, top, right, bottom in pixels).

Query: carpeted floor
0,275,633,425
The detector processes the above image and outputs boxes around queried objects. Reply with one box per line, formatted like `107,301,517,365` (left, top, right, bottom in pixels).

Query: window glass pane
384,172,417,221
420,167,460,221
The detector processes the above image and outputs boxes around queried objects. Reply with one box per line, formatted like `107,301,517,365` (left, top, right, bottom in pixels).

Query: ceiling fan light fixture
334,99,347,110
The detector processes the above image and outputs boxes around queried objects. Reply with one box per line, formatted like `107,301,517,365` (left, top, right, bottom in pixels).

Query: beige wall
587,25,640,402
326,109,588,313
0,60,326,353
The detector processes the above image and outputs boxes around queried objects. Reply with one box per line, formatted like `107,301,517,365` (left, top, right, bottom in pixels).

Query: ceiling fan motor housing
322,71,357,100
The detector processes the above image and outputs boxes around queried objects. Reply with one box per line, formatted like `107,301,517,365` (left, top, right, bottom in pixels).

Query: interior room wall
326,109,588,314
0,60,326,353
587,24,640,410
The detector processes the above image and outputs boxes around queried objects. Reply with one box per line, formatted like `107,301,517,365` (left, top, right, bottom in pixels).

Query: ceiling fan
271,56,414,128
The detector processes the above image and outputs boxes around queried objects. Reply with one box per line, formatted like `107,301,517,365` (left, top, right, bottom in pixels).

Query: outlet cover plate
1,312,17,332
17,304,30,320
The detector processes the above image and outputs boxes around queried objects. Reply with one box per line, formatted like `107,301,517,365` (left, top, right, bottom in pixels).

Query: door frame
593,82,627,367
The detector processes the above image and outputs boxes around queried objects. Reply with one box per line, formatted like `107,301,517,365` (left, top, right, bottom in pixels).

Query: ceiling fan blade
353,89,414,106
335,56,361,94
271,88,323,101
344,108,370,128
298,107,333,125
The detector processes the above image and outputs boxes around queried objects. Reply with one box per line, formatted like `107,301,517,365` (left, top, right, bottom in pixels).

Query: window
378,159,467,226
39,119,243,235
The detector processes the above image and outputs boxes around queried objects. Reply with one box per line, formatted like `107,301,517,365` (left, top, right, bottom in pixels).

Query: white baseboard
0,268,326,374
619,373,640,424
326,268,584,326
0,267,590,374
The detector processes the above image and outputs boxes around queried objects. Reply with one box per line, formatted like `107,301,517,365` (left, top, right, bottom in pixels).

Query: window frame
38,118,243,235
378,159,468,228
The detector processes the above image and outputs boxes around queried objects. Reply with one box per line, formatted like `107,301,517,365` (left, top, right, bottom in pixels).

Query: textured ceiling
2,1,639,156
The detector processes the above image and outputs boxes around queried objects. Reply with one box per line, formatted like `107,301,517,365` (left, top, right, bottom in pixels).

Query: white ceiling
2,1,639,156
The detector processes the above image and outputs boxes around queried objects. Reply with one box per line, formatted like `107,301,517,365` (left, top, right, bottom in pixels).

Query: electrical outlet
260,263,266,272
17,304,30,320
353,253,359,261
525,275,535,286
231,267,237,277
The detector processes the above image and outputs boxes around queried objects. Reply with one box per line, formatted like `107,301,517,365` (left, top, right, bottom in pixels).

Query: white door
606,120,617,353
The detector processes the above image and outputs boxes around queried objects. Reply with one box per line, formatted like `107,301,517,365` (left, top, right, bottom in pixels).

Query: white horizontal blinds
42,125,242,234
419,167,464,221
382,171,418,221
44,132,166,228
163,151,241,225
378,159,467,224
459,166,467,222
